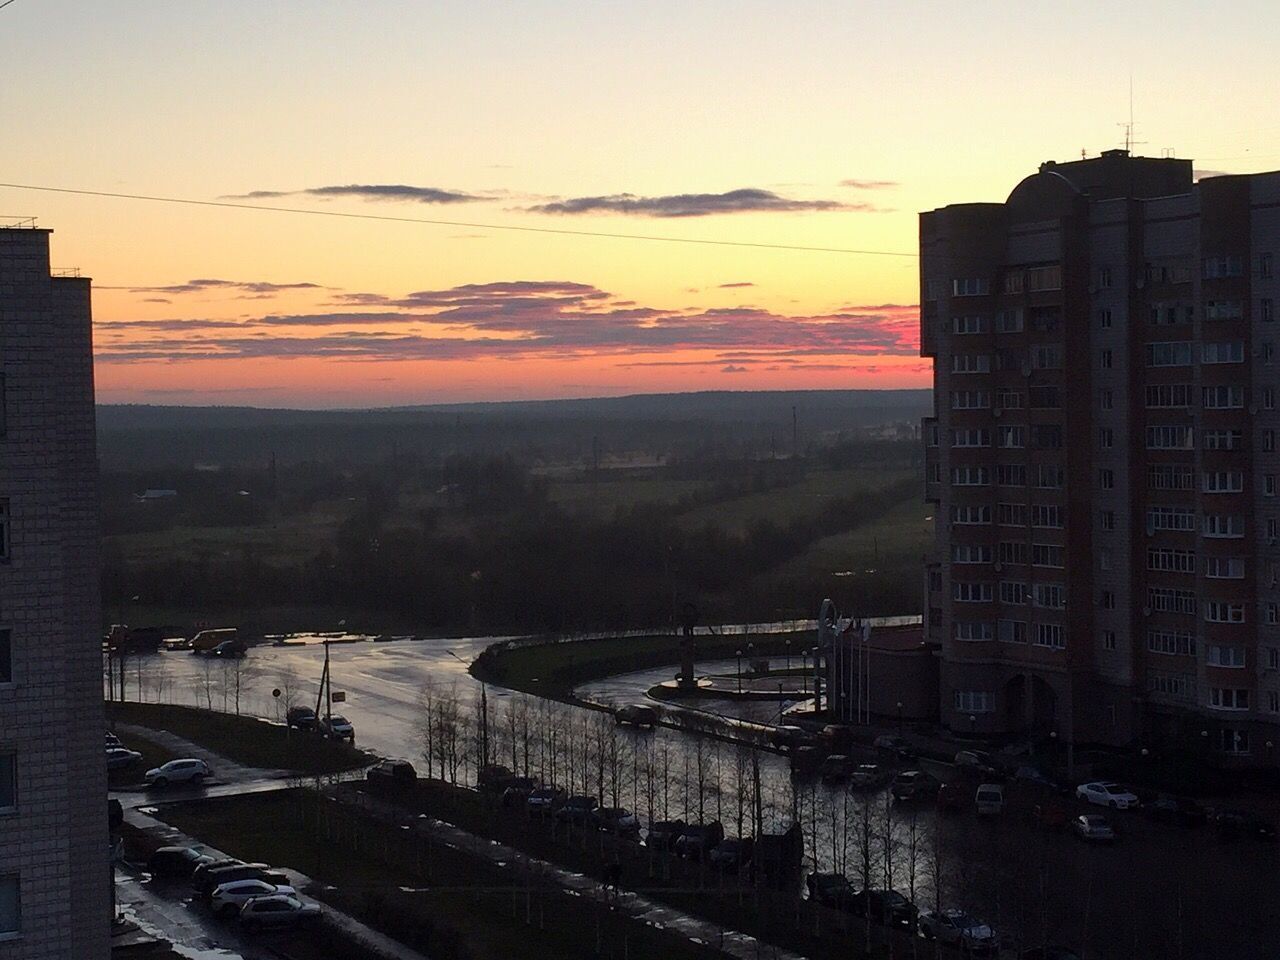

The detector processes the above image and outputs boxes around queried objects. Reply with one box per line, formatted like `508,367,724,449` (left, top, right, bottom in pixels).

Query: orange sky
5,1,1280,406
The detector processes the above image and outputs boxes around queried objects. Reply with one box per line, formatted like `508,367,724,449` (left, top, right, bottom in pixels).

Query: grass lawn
547,474,710,516
160,790,723,960
106,702,375,774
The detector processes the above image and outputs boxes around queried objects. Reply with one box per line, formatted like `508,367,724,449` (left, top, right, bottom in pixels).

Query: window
1099,427,1114,448
998,619,1027,643
996,464,1027,486
1031,345,1062,370
1149,302,1189,325
951,390,990,409
1206,556,1245,579
1035,464,1064,489
1146,384,1194,408
1267,431,1277,453
1219,729,1250,754
955,622,994,642
999,581,1028,605
996,309,1024,333
1147,425,1193,450
1147,342,1193,367
1202,341,1245,364
998,502,1028,526
1100,510,1116,531
0,630,9,685
953,278,991,297
1268,475,1277,497
1269,648,1280,670
1026,265,1062,291
1099,308,1113,329
1098,266,1112,289
0,875,17,938
1265,387,1276,410
1149,588,1196,615
999,541,1028,565
952,428,991,447
995,388,1024,410
0,755,12,812
1031,543,1064,567
1149,673,1192,699
1265,342,1276,365
1149,465,1194,491
997,425,1025,448
1205,601,1246,624
1031,504,1063,528
1099,349,1113,369
953,690,993,712
1032,425,1063,449
951,466,990,486
1100,590,1116,609
1148,506,1196,532
1034,623,1065,649
1209,688,1249,710
951,505,992,525
1099,469,1115,490
952,544,993,563
1204,471,1245,494
1207,645,1246,667
925,279,945,301
952,315,989,334
1028,385,1060,409
1203,255,1244,279
953,582,994,603
1102,631,1117,651
1033,583,1065,608
1263,298,1274,323
0,501,7,562
1203,430,1244,451
1203,385,1245,409
1148,548,1196,574
1100,389,1114,410
1147,630,1195,656
951,354,991,374
1204,300,1244,321
1260,253,1274,279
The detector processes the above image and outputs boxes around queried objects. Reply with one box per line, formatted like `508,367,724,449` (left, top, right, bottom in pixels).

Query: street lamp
785,638,791,676
897,700,904,734
736,649,743,694
969,714,976,735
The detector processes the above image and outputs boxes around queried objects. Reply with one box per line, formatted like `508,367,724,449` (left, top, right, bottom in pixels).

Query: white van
975,783,1005,815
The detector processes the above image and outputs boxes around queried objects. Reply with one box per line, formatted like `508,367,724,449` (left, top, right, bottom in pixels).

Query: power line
0,181,921,258
0,1,18,9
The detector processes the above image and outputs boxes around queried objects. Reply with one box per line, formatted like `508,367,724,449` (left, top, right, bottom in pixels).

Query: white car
319,715,355,742
918,909,999,954
1074,814,1117,843
239,894,321,931
974,783,1005,816
1075,781,1139,810
211,879,297,919
144,758,212,788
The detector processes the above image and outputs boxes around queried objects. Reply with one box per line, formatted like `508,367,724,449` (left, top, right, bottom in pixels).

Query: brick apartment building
921,151,1280,765
0,225,109,957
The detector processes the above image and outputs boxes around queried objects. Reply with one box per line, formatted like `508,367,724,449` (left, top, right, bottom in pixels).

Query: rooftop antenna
1117,74,1147,155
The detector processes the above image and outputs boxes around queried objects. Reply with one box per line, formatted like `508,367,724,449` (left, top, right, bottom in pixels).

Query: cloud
721,365,748,374
94,281,921,366
840,179,899,190
525,188,863,218
106,279,323,296
223,184,485,204
718,282,754,288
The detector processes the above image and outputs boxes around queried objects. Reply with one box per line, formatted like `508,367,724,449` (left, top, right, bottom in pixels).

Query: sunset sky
5,0,1280,407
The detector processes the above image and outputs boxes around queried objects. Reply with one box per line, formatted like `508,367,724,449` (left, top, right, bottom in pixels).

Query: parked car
936,781,965,813
106,732,123,749
769,725,812,751
501,776,539,807
918,909,999,954
850,888,917,929
190,627,239,655
554,795,598,825
286,707,317,731
148,846,214,881
239,894,321,931
709,837,754,872
1213,809,1278,841
891,770,940,801
615,704,657,728
478,764,514,792
106,747,143,770
1073,814,1117,843
822,725,853,753
1034,800,1070,831
211,879,297,919
645,819,686,851
209,639,247,658
675,822,724,860
790,745,825,779
526,787,566,817
190,859,245,893
874,734,915,759
1143,794,1207,828
592,807,641,838
807,872,858,910
318,715,355,742
1075,781,1139,810
955,750,1001,779
144,758,212,789
849,764,888,789
820,754,853,783
974,783,1005,816
366,759,416,791
195,862,287,899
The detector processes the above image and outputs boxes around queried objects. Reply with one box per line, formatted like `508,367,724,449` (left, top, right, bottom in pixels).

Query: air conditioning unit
993,408,1003,418
994,562,1004,573
1142,606,1153,617
1021,362,1034,377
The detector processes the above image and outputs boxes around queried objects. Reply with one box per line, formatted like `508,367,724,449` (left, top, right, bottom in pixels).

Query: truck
190,628,241,655
104,625,164,654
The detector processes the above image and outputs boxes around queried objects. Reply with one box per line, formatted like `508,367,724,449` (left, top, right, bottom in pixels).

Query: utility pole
791,405,798,458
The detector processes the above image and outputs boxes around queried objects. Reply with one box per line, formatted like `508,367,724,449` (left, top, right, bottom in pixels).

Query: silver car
210,879,297,919
1074,814,1117,843
144,758,212,788
239,894,321,931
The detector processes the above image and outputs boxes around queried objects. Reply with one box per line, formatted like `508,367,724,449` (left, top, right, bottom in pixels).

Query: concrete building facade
0,225,109,957
921,152,1280,764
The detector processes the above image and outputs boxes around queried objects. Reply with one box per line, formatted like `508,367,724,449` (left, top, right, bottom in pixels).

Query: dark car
189,858,244,892
674,822,725,860
769,725,813,752
790,745,825,779
615,704,657,728
592,807,641,838
526,786,566,817
501,777,539,807
935,781,965,813
807,872,857,910
554,795,599,825
478,764,515,792
148,846,213,881
286,707,317,731
645,819,686,851
210,639,247,658
709,837,754,872
821,725,853,754
891,770,940,801
1213,810,1278,841
820,754,853,784
366,759,416,791
1019,948,1082,960
1143,794,1207,828
1013,766,1062,794
195,863,288,899
850,888,918,929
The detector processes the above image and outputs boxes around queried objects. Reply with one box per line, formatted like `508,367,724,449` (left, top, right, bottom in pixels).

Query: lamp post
969,714,976,735
897,700,904,734
801,647,808,695
736,649,743,694
785,638,791,677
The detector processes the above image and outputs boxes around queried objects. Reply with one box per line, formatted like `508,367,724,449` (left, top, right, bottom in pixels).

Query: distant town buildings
921,151,1280,764
0,224,109,956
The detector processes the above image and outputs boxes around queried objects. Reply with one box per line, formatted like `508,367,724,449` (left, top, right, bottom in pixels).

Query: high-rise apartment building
0,224,109,957
921,151,1280,764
